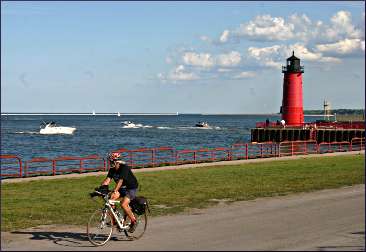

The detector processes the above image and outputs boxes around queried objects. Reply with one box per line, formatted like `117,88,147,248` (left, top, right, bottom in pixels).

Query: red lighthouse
280,51,304,126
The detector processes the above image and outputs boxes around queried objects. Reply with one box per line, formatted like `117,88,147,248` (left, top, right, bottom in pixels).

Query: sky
1,1,365,114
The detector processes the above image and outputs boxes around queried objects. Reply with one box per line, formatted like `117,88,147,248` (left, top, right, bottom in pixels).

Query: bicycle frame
101,194,130,230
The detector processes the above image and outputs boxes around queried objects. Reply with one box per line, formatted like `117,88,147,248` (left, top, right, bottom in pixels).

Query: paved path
2,150,364,184
2,184,364,251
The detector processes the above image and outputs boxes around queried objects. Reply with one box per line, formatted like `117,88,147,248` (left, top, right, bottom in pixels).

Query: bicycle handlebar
89,189,111,198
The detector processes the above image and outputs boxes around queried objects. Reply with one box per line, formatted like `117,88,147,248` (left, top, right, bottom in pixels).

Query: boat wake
121,121,221,130
177,126,221,130
14,131,40,134
156,126,173,129
121,121,153,129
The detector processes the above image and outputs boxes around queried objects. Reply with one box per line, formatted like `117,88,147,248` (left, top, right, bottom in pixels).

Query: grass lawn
1,154,364,231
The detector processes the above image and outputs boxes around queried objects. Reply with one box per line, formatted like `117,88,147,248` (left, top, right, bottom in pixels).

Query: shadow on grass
10,230,132,248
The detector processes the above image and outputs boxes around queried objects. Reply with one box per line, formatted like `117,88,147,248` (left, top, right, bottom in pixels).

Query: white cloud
360,11,365,34
288,13,315,42
159,10,364,83
247,45,283,68
217,68,233,73
158,65,200,82
329,11,362,39
171,65,199,81
182,51,242,68
248,43,342,69
290,44,341,63
219,10,364,49
316,38,365,55
233,71,256,79
219,30,230,43
183,52,215,68
235,14,294,41
216,51,242,67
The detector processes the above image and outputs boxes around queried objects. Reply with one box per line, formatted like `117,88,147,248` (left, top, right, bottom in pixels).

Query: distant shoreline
1,112,282,116
0,113,360,117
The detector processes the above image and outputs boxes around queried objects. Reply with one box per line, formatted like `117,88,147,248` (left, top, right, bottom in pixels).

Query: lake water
1,114,319,161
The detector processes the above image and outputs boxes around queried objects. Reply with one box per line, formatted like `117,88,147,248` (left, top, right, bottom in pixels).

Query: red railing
153,147,176,166
230,142,278,160
113,147,176,168
176,149,197,165
351,137,365,151
1,138,364,179
256,121,364,129
248,142,278,159
24,157,54,177
0,155,22,178
24,155,105,177
279,140,318,157
318,141,351,154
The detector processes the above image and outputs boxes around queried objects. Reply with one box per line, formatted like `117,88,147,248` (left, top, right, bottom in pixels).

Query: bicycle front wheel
87,209,113,246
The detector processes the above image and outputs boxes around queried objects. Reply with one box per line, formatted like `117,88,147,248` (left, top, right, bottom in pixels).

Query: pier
251,121,364,143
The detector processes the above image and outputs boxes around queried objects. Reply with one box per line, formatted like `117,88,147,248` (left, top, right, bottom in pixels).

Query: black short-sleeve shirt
107,163,138,189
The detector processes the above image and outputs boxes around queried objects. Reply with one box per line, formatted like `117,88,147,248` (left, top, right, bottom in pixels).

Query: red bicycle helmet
107,152,121,161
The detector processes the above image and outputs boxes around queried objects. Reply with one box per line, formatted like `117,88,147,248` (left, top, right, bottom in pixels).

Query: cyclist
99,152,139,233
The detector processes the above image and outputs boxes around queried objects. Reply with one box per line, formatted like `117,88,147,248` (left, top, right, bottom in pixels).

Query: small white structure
280,119,286,127
324,100,331,121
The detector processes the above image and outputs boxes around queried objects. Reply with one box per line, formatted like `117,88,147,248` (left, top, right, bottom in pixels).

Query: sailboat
92,110,96,116
117,112,121,117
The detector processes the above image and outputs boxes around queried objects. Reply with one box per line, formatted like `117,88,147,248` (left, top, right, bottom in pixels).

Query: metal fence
1,138,364,179
279,140,318,157
0,155,22,178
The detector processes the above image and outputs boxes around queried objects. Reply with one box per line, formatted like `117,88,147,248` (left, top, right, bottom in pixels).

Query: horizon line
1,112,281,116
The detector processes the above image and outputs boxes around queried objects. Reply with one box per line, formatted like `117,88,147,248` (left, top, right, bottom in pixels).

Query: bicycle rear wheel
124,212,148,240
87,209,113,246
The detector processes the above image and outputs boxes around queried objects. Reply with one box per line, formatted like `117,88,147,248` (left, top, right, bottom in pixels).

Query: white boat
40,121,76,135
122,121,137,128
121,121,144,128
195,121,210,128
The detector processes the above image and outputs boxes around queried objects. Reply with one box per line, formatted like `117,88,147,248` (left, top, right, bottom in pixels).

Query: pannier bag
130,196,149,215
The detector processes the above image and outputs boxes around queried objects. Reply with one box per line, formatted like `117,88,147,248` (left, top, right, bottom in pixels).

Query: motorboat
122,121,135,127
195,121,210,128
122,121,141,128
40,121,76,135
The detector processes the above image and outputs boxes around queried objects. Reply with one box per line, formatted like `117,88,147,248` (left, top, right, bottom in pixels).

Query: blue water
1,114,319,161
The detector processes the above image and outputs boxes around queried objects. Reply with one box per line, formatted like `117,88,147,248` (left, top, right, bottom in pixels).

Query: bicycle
87,188,150,246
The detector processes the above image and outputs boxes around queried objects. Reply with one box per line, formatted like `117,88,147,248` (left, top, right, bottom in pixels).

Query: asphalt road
2,184,364,251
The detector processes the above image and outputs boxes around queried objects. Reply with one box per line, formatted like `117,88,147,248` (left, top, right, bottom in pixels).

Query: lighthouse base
251,127,365,143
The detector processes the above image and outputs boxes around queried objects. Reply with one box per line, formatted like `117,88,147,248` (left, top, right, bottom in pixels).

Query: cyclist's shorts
119,187,137,201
